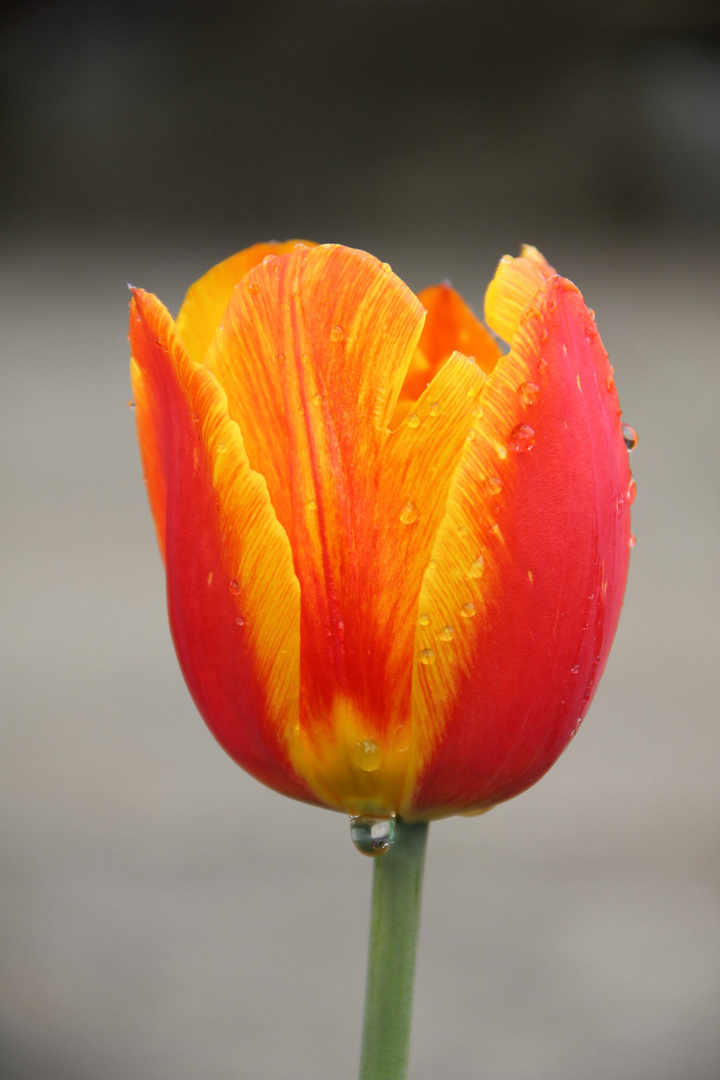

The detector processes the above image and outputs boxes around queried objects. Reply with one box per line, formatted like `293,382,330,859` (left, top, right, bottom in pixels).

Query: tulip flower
129,240,632,829
129,240,633,1080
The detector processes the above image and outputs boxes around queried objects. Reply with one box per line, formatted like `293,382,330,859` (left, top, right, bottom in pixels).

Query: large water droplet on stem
350,816,395,857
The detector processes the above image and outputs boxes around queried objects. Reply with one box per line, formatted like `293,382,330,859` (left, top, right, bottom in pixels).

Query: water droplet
351,739,382,772
294,242,309,251
381,261,392,273
127,399,135,409
468,555,485,579
229,579,240,593
400,498,419,525
246,281,260,294
570,664,579,674
217,442,227,454
407,412,420,429
439,625,455,642
297,405,305,415
509,423,536,452
276,351,286,363
537,357,548,374
418,613,430,627
518,381,539,406
460,602,476,618
262,253,276,266
467,385,479,399
629,533,637,548
300,352,310,364
350,816,395,857
427,558,438,571
457,525,469,537
627,478,637,505
330,325,344,342
487,476,503,492
428,401,439,417
313,392,322,404
622,423,638,452
307,499,317,511
236,615,245,627
419,648,435,666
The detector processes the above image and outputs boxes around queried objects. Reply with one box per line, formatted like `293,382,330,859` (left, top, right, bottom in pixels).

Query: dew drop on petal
428,401,439,417
127,399,135,409
419,648,435,666
427,558,438,571
468,555,485,579
518,381,539,406
351,739,382,772
622,423,638,451
229,579,240,593
276,352,286,363
307,499,317,511
246,281,260,294
537,357,548,374
487,475,503,492
418,613,430,627
570,664,580,675
350,815,395,857
629,533,637,548
407,412,420,429
509,423,536,452
460,602,476,618
330,325,344,342
439,625,455,642
400,498,419,525
235,615,245,627
381,261,392,273
627,478,637,505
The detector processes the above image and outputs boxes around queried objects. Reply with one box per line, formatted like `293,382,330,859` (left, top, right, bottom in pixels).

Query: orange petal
390,282,501,428
176,241,316,364
205,245,485,814
484,244,556,345
402,265,631,819
129,289,316,805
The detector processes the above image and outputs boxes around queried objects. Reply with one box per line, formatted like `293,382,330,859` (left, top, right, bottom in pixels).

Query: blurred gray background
1,2,719,1078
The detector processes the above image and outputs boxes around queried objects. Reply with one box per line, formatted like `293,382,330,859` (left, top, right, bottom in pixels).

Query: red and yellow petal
176,241,316,364
129,289,316,804
401,257,631,819
204,245,485,814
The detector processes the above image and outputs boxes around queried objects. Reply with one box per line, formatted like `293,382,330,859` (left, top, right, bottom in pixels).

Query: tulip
129,241,633,831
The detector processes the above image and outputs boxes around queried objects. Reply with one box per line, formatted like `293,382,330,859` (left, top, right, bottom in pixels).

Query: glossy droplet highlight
627,478,637,505
307,499,317,511
418,613,430,627
381,261,392,273
400,498,419,525
461,602,476,618
407,413,420,429
439,625,455,642
518,381,539,406
629,533,637,548
229,579,240,594
350,816,395,857
419,648,435,666
276,352,286,363
330,324,344,342
622,423,638,452
509,423,536,452
468,555,485,579
127,399,135,409
351,739,382,773
235,615,245,627
487,475,503,492
428,401,439,417
246,281,260,294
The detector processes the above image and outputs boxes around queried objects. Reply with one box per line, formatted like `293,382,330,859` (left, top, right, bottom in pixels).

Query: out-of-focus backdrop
1,2,719,1078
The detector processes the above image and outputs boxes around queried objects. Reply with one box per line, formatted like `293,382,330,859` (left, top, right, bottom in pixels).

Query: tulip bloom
129,241,632,824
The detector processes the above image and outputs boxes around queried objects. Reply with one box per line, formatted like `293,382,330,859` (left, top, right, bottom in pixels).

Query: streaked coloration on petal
484,244,555,345
129,289,315,804
176,241,316,364
205,245,484,814
391,282,501,427
403,265,631,819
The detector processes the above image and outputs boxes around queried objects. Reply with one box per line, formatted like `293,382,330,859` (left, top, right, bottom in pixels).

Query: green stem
358,819,429,1080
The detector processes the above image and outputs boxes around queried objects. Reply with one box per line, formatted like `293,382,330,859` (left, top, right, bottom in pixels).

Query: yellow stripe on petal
484,246,556,345
176,241,316,364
